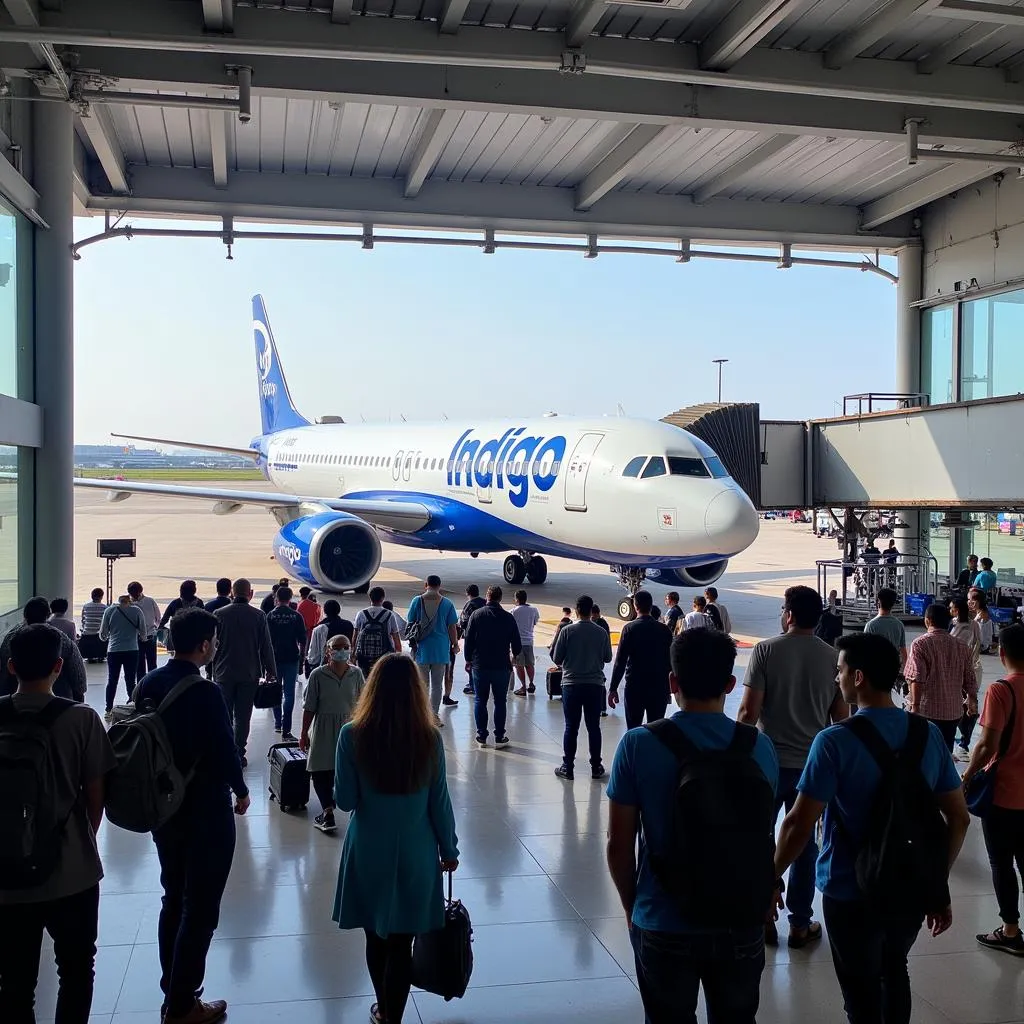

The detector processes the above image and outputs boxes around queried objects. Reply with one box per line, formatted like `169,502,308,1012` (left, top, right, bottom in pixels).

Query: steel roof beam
210,109,229,188
917,24,1003,74
576,124,679,210
693,133,797,202
860,159,1010,228
201,0,233,32
404,107,460,197
566,0,607,48
78,103,129,193
58,47,1024,149
86,164,914,247
700,0,804,71
932,0,1024,24
331,0,353,24
826,0,945,69
438,0,472,33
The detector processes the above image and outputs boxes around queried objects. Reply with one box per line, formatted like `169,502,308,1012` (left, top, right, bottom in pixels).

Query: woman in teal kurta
332,653,459,1024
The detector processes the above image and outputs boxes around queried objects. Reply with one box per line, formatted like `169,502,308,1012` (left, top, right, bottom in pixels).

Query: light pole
713,358,729,403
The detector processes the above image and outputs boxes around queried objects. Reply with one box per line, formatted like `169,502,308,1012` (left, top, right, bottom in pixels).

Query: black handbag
411,872,473,1001
966,681,1016,818
253,678,283,709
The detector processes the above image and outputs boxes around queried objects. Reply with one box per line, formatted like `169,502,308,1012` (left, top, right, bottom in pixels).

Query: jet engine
273,512,381,592
646,560,729,588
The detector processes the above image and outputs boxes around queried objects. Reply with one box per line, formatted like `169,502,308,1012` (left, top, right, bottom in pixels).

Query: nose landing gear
503,552,548,586
613,566,648,621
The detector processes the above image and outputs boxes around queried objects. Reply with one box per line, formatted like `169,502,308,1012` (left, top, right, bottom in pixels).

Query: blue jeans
473,667,510,740
273,661,299,734
561,683,604,769
776,765,817,929
630,924,764,1024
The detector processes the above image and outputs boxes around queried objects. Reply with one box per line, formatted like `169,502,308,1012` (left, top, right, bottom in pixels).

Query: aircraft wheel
503,555,527,585
526,556,548,585
618,597,638,622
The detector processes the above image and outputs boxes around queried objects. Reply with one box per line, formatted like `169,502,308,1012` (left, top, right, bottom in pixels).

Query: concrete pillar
895,243,923,398
32,102,74,602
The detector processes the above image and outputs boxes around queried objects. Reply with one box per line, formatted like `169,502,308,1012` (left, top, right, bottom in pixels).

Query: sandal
788,921,823,949
977,925,1024,956
513,688,527,697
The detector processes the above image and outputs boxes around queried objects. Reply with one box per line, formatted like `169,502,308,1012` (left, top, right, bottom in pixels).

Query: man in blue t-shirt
607,628,779,1023
406,575,459,722
775,632,970,1024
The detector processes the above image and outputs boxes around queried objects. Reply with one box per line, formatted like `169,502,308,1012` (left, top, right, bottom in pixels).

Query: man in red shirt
904,602,978,752
296,587,322,650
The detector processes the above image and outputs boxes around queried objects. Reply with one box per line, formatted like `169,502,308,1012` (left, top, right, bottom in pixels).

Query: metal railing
816,551,940,621
841,393,931,416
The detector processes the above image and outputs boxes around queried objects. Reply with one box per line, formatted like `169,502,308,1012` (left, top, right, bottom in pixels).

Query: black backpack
356,608,394,665
0,695,76,889
645,719,776,928
839,714,950,915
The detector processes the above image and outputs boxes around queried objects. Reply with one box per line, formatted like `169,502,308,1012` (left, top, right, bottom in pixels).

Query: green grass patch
75,467,264,482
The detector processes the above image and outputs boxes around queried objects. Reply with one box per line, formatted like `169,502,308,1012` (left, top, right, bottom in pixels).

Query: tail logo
253,320,277,397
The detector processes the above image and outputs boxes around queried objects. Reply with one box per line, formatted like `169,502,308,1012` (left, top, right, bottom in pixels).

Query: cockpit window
705,456,729,479
668,457,710,478
622,456,646,478
641,457,667,479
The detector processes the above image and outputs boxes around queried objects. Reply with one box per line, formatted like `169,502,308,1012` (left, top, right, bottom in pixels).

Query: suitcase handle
267,741,302,761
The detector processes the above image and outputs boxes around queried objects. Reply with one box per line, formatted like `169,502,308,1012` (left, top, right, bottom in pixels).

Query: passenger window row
285,450,565,476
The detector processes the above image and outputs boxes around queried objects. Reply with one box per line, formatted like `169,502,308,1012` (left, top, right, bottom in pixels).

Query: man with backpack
266,587,307,742
775,632,970,1024
0,596,88,702
352,587,403,678
133,608,250,1024
0,623,115,1023
606,628,778,1023
406,575,459,723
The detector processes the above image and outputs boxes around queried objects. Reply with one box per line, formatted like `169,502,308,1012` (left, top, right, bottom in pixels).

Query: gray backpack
104,675,202,833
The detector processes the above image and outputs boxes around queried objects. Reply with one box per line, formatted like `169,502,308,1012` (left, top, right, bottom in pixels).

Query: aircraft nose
705,488,759,553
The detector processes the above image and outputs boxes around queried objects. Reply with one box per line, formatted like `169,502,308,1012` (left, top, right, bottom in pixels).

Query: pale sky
72,217,897,445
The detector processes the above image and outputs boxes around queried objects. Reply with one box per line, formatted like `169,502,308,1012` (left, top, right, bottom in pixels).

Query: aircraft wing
73,477,431,534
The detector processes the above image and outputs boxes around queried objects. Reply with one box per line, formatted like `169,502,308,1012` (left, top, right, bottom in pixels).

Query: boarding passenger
300,634,364,834
963,624,1024,956
353,588,401,678
407,575,459,724
950,596,982,762
663,591,683,634
608,589,672,728
332,654,459,1024
684,595,713,630
382,600,406,635
864,588,908,668
511,589,540,696
297,586,322,641
592,606,613,715
904,603,978,753
739,584,846,948
159,580,205,634
308,599,355,674
705,586,732,633
79,588,108,663
100,594,146,720
0,624,115,1024
975,557,999,595
48,597,77,641
212,579,277,767
957,555,981,590
552,595,613,780
464,585,520,748
260,578,290,615
204,577,233,614
0,598,88,703
775,632,969,1024
266,586,307,742
135,608,250,1024
458,585,486,695
127,581,161,677
971,589,997,653
607,628,778,1023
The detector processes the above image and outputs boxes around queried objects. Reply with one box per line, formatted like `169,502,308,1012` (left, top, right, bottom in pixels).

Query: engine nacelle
645,560,729,588
273,512,382,592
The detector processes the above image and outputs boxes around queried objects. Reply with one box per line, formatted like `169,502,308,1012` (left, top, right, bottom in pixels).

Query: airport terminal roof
4,0,1024,249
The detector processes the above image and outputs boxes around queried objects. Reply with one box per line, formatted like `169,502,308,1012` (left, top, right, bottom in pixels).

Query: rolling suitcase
268,742,309,812
411,872,473,1001
546,667,562,700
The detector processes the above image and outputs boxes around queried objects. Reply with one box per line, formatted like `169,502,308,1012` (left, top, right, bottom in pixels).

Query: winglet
252,295,310,435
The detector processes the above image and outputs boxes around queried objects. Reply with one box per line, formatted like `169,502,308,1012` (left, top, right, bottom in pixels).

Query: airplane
76,295,760,621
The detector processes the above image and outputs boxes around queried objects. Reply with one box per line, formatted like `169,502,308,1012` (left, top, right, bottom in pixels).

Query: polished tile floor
33,648,1024,1024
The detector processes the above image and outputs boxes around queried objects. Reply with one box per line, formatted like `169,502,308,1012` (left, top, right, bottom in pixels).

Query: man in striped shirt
79,588,108,663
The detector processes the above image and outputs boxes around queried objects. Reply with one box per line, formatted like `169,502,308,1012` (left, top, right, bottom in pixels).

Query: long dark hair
951,597,971,624
350,653,438,794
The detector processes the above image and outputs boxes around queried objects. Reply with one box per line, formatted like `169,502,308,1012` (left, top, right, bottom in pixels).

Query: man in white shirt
511,590,541,696
684,596,713,630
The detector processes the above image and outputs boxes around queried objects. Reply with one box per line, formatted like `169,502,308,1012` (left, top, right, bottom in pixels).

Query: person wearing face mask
300,635,365,833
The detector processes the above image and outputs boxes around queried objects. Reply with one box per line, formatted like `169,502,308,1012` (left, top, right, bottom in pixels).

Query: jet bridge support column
895,243,923,398
33,101,75,602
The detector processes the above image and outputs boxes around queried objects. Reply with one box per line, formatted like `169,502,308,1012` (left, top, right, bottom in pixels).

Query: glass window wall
0,446,17,614
921,306,955,405
960,289,1024,401
0,198,17,399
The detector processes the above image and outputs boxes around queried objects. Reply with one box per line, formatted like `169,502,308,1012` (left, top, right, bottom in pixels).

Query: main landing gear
614,566,648,621
503,552,548,586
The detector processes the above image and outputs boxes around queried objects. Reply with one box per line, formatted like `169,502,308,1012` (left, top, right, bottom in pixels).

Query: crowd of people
0,569,1021,1024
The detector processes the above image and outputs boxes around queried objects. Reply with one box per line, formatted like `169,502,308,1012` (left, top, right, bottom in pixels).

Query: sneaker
274,726,282,734
494,735,510,749
434,715,445,728
527,683,536,693
555,764,574,781
103,710,113,723
164,998,228,1024
977,925,1024,956
369,1003,385,1024
600,710,609,718
282,732,298,743
442,695,459,707
954,746,971,762
463,684,474,694
592,764,607,780
476,735,488,748
313,812,337,833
